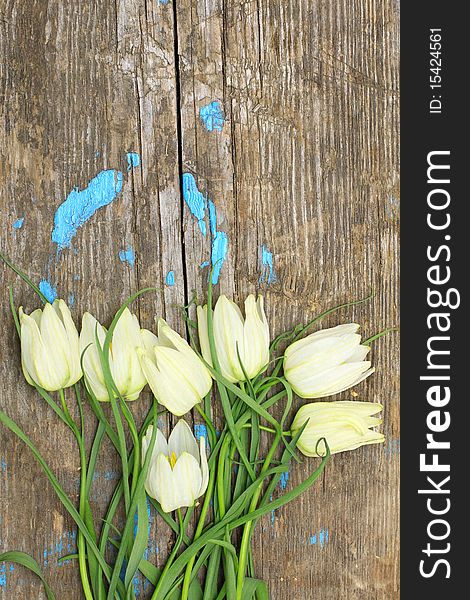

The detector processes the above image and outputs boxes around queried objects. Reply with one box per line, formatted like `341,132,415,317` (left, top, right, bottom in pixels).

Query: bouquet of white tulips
0,253,388,600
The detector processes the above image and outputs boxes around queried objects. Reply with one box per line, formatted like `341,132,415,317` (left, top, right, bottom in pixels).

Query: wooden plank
1,0,399,597
0,0,182,596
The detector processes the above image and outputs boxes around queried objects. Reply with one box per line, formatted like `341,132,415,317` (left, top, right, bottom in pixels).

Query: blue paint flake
181,174,228,283
211,231,228,284
13,217,24,229
119,246,136,268
0,563,6,588
207,200,228,284
309,528,329,549
279,470,289,491
39,280,58,303
52,169,123,249
165,271,175,286
127,152,140,171
68,292,75,307
194,424,209,446
259,245,276,284
1,458,6,472
43,530,77,567
200,101,225,132
200,261,210,269
182,173,207,236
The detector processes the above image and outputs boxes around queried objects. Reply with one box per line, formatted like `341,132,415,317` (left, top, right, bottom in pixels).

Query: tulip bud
19,299,82,391
142,420,209,513
79,308,147,402
284,323,374,398
137,319,212,416
291,401,384,457
197,294,270,383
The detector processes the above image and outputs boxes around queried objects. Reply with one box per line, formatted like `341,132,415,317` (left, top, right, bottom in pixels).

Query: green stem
109,395,130,512
151,509,186,600
77,438,94,600
181,461,217,600
58,389,94,600
235,433,282,600
120,400,140,497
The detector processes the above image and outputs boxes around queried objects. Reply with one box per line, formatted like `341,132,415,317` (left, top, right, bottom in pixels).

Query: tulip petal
80,313,108,401
39,303,71,386
213,295,246,382
196,305,213,369
56,299,82,385
168,420,199,461
242,295,270,379
141,328,159,353
288,361,374,398
172,452,203,508
198,436,209,497
138,348,199,416
20,311,66,391
111,308,146,397
292,401,384,456
142,426,168,465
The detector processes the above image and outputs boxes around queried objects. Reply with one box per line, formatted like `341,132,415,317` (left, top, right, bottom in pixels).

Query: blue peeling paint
182,173,207,235
43,530,77,567
39,280,58,303
127,152,140,171
200,101,224,132
207,200,228,284
1,458,6,472
309,528,329,549
211,231,228,284
165,271,175,286
181,174,228,283
13,217,24,230
208,200,217,237
0,563,7,588
200,261,210,269
194,424,209,445
279,470,289,491
52,169,123,249
68,292,75,307
119,246,136,268
259,245,276,284
158,0,169,4
270,494,275,524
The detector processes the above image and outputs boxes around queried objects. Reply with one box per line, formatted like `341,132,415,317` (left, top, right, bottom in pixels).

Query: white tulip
19,300,82,391
284,324,374,398
142,420,209,513
291,401,384,457
137,319,212,416
197,294,270,383
79,308,147,402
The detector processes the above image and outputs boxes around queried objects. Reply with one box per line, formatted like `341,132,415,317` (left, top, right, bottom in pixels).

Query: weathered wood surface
0,0,399,598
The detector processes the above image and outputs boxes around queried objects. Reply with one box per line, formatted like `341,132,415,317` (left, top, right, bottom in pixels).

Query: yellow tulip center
168,451,178,469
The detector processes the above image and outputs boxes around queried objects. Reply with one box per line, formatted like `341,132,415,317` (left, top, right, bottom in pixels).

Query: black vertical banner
401,3,467,597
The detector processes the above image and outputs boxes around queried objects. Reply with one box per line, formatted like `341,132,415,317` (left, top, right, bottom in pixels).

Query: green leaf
0,252,49,303
0,409,125,598
125,489,149,590
106,406,158,600
0,551,56,600
242,578,269,600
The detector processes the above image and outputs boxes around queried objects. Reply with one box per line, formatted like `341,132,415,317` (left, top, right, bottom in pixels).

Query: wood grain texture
0,0,399,598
